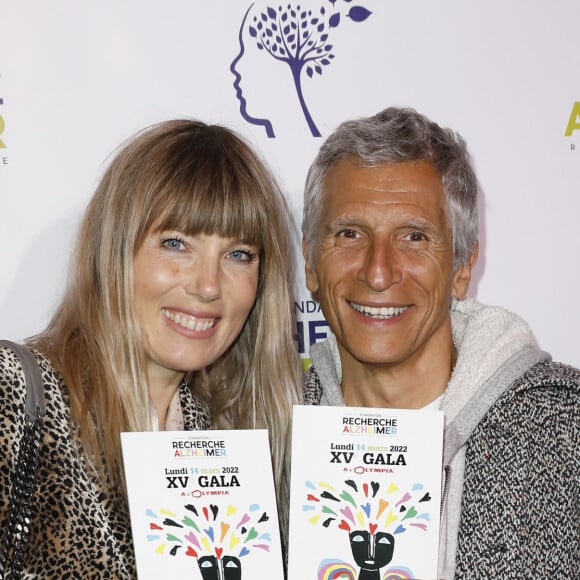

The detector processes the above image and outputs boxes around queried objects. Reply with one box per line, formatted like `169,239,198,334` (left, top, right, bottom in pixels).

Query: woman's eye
161,237,185,251
229,249,256,262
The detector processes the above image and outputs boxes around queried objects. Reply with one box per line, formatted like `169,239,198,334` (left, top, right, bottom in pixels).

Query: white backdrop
1,0,579,368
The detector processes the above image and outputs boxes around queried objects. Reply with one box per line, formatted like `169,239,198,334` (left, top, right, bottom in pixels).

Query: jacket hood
309,299,550,462
442,298,549,463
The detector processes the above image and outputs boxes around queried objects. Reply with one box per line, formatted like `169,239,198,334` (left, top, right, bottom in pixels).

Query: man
301,107,579,578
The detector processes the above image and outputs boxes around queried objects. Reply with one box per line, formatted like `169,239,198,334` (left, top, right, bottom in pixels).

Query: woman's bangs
153,178,265,247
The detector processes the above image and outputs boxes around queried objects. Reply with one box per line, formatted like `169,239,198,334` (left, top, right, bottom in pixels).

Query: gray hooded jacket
303,298,580,578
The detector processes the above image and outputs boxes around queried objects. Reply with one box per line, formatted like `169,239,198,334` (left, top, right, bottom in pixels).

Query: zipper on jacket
440,464,451,517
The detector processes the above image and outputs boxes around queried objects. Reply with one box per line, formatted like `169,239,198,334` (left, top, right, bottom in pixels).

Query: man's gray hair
302,107,479,267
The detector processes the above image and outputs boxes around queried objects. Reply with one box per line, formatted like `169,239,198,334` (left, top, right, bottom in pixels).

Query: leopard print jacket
0,344,210,579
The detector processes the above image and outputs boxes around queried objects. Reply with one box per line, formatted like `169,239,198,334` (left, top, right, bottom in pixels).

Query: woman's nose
185,255,221,301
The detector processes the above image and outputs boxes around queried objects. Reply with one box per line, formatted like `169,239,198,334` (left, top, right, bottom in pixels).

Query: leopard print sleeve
0,344,29,535
302,365,323,406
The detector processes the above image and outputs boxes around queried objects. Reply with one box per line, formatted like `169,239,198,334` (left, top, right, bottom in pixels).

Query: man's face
304,159,473,371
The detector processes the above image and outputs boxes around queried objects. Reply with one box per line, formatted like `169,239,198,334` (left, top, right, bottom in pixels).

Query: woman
0,120,301,577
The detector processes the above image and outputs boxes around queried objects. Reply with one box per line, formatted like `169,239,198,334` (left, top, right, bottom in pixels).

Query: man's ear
302,238,320,296
452,241,479,300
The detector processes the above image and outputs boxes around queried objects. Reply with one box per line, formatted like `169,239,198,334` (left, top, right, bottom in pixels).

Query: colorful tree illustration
302,479,432,580
145,502,273,579
247,1,372,137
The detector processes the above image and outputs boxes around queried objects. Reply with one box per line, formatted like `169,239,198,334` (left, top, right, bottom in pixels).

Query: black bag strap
0,340,46,579
0,341,45,421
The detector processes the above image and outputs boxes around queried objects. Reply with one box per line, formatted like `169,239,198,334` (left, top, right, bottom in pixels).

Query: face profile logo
231,1,373,138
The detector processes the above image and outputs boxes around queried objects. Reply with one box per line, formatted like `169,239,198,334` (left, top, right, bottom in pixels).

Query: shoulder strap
0,340,46,421
0,341,46,578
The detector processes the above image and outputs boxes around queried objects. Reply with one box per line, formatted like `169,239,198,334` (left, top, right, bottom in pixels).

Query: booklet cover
121,429,284,579
288,405,444,580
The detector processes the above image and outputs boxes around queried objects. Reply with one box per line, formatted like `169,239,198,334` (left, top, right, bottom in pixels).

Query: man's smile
348,301,409,320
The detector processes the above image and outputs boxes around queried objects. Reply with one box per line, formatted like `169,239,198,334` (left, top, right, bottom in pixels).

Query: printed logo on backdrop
296,299,329,370
0,97,5,148
0,74,7,166
231,1,372,138
565,101,580,151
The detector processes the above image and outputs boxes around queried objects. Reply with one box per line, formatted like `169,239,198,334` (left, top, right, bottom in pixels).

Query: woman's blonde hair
30,119,301,502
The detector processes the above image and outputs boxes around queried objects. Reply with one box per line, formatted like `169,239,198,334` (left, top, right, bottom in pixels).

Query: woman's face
133,228,260,388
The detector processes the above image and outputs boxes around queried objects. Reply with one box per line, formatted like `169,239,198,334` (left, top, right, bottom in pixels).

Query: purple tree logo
232,1,372,138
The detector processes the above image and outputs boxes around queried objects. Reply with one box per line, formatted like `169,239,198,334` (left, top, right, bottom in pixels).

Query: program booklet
288,405,444,580
121,429,284,579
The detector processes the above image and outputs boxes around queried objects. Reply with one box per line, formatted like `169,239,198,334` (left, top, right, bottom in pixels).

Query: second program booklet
288,405,444,580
